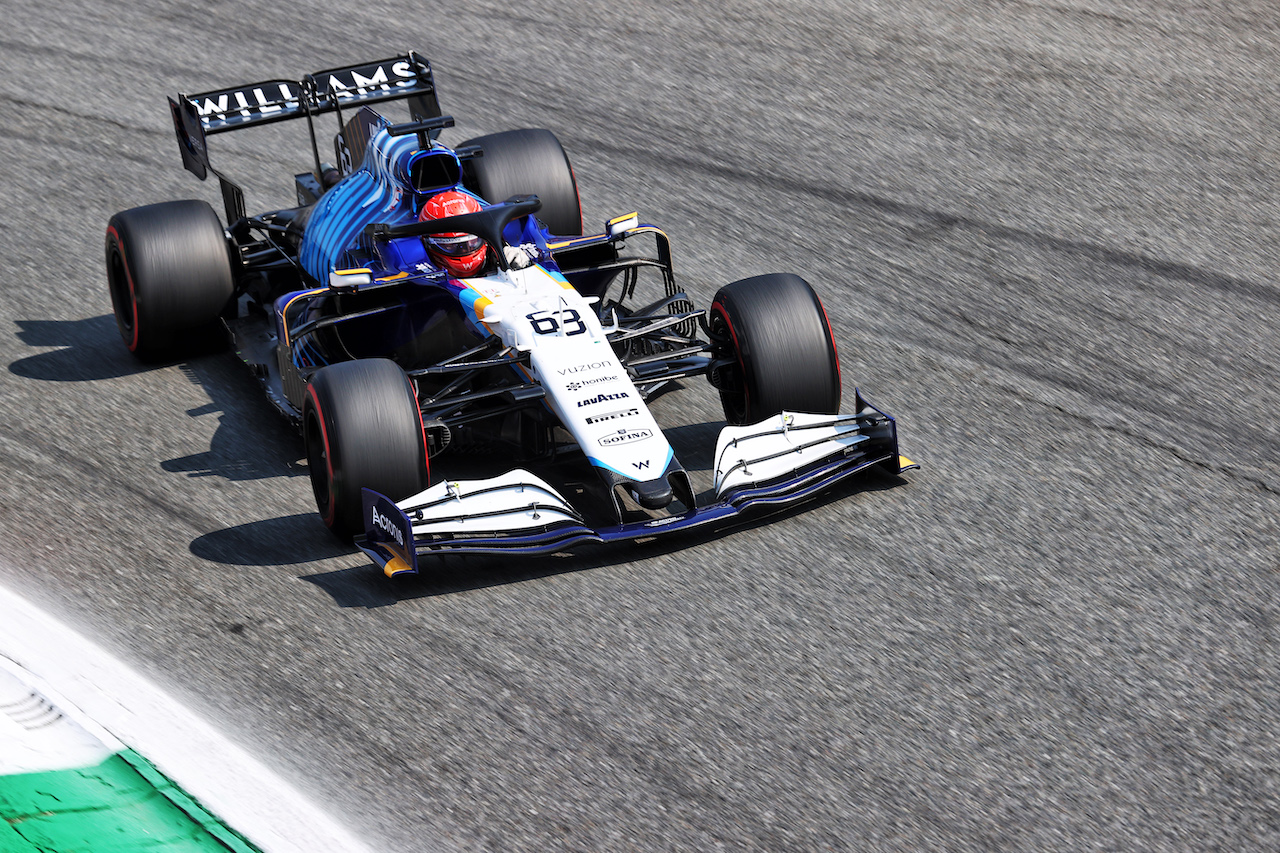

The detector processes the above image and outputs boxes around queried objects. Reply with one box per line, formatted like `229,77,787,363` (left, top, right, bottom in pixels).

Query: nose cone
629,477,673,510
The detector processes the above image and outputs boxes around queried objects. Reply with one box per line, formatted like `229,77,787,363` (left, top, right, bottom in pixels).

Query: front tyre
458,128,583,236
303,359,429,540
710,273,842,425
105,200,234,361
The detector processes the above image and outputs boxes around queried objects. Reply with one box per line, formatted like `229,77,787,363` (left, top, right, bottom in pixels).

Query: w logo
632,460,650,471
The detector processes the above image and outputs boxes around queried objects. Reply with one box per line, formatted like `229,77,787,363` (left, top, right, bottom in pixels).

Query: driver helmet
419,190,487,276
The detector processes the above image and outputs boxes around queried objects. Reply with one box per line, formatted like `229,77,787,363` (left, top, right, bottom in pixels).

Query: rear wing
168,52,442,222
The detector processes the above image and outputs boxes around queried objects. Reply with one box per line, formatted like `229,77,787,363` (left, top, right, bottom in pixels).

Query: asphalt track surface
2,1,1278,850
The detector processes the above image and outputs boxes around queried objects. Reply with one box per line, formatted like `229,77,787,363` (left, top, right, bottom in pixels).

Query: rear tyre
303,359,429,540
105,200,234,361
709,273,842,425
459,128,583,235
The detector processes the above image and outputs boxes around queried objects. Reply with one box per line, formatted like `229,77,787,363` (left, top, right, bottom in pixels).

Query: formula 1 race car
105,52,915,576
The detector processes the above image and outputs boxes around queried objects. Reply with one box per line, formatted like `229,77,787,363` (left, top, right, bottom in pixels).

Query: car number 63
527,308,587,336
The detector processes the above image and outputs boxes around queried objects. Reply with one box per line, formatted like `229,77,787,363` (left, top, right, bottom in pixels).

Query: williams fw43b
104,52,916,576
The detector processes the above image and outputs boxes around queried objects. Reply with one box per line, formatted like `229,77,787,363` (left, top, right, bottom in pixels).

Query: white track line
0,583,376,853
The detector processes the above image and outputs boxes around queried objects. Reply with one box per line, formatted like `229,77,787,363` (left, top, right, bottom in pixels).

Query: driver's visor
428,232,484,258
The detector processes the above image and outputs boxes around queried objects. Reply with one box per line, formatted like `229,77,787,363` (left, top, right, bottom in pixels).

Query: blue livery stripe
298,127,424,282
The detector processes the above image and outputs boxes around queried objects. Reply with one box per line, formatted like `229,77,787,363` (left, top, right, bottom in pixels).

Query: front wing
356,391,916,576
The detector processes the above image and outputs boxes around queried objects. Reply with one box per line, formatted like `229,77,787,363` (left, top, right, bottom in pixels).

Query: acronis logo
370,506,405,547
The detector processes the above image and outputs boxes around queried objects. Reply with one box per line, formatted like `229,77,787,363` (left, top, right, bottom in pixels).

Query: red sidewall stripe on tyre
305,383,338,527
409,375,430,487
710,299,750,415
106,225,141,353
815,293,841,389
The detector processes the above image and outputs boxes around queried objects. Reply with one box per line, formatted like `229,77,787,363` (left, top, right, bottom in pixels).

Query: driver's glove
504,245,533,269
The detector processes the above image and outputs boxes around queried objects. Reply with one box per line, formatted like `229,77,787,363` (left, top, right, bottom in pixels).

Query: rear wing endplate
169,52,441,222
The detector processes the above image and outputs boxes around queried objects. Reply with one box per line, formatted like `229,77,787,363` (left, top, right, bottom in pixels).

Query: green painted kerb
0,749,262,852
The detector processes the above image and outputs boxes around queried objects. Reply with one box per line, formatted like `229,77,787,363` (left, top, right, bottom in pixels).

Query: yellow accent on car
382,556,414,578
546,235,598,250
279,287,327,347
627,225,668,239
530,265,577,291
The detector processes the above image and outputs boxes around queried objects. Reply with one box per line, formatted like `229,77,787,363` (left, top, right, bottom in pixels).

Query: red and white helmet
419,190,487,276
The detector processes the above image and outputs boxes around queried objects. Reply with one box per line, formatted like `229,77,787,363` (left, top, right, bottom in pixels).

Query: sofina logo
599,428,652,447
577,391,630,408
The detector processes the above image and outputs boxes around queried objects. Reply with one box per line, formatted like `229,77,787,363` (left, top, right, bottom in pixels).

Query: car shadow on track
12,312,336,553
157,362,306,483
11,314,305,483
295,469,912,609
191,512,353,566
8,316,157,382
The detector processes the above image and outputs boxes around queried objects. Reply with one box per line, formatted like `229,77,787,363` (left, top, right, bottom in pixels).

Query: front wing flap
355,391,916,575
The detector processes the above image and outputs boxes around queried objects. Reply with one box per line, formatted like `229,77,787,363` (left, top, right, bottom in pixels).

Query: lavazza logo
599,428,653,447
585,408,639,425
577,391,630,408
565,375,618,391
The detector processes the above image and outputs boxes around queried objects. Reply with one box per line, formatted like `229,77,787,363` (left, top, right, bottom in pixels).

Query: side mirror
329,268,372,291
606,212,639,238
